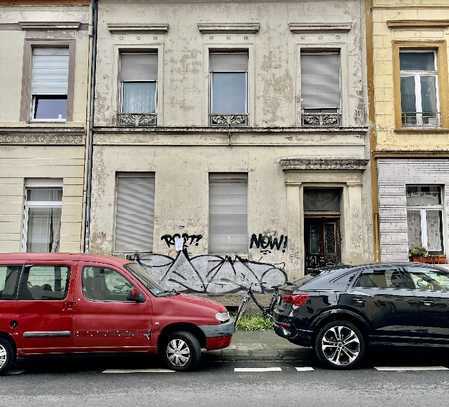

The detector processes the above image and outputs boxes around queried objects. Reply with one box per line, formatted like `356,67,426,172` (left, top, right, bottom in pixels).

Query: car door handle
422,301,434,307
352,296,366,305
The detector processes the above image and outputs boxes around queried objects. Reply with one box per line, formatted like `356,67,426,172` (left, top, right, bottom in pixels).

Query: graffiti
250,233,288,254
131,251,287,295
161,233,203,250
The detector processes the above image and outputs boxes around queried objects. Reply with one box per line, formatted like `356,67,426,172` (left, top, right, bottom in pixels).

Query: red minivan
0,253,234,374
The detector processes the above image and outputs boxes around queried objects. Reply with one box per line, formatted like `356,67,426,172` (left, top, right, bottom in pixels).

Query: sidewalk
209,330,311,362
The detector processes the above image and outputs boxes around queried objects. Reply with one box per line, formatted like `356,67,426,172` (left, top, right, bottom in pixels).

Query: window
355,267,415,290
403,265,449,292
82,266,133,302
31,47,69,121
301,51,341,127
400,50,439,127
0,266,21,300
119,52,157,114
209,51,248,126
406,185,444,254
115,173,155,253
18,265,70,300
209,173,248,253
23,179,63,253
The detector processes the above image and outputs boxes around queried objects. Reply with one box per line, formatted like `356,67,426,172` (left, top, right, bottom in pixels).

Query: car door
13,262,75,354
72,262,153,352
402,264,449,342
0,264,22,337
345,265,421,342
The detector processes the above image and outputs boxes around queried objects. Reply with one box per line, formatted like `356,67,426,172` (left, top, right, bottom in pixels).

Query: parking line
375,366,449,372
295,367,315,372
102,369,176,374
234,367,282,373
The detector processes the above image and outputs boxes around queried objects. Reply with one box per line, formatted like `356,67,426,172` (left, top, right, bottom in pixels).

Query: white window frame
400,50,440,127
22,179,63,252
406,185,444,253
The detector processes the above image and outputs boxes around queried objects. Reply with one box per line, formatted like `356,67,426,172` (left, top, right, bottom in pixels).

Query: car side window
18,265,70,300
82,266,133,302
403,266,449,292
354,267,415,290
0,265,21,300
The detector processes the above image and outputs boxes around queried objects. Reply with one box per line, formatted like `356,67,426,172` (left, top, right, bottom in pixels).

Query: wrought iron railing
401,112,441,128
209,113,248,127
301,110,342,127
117,113,157,127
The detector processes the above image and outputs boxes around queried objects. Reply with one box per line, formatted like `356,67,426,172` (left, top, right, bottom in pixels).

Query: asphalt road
2,346,449,407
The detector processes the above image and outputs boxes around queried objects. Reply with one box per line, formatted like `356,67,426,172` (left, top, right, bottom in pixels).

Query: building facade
0,0,90,253
88,0,372,293
369,0,449,263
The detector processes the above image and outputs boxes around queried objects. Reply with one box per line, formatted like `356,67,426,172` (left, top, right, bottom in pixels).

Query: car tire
0,338,15,376
314,320,365,369
162,331,202,371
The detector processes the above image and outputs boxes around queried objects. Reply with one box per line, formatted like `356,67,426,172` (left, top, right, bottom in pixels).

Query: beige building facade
89,0,373,293
0,0,90,253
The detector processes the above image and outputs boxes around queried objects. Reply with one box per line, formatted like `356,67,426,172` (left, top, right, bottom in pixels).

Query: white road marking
102,369,175,374
375,366,449,372
295,367,315,372
234,367,282,373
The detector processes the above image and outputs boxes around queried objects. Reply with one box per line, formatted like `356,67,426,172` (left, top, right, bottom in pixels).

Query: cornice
107,23,169,34
289,22,352,33
19,21,82,30
197,22,260,34
280,158,369,171
387,20,449,29
0,127,85,145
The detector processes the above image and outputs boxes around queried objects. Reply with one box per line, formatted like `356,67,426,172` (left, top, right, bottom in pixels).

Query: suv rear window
0,265,21,300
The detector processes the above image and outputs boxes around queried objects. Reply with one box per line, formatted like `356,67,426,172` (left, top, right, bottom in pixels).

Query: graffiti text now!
249,233,288,253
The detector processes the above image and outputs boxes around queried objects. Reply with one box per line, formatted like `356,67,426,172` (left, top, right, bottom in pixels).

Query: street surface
1,331,449,407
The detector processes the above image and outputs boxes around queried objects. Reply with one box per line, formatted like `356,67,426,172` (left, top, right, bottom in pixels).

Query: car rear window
0,265,21,300
293,267,358,290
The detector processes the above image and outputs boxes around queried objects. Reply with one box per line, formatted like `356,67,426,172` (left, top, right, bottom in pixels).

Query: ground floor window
23,179,63,253
406,185,444,254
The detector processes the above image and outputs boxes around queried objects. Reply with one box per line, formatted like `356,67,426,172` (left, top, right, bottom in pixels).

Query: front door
72,262,153,352
304,219,341,274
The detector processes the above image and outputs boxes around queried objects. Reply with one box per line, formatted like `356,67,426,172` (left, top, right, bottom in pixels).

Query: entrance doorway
303,188,342,274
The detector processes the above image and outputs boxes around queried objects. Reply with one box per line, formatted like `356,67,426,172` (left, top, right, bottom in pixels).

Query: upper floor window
406,185,444,254
400,50,439,128
31,47,69,121
118,52,158,127
23,179,63,253
209,51,248,127
301,50,341,127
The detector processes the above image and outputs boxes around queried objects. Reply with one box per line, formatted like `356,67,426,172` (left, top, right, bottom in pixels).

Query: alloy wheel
321,325,361,367
166,338,191,368
0,344,7,370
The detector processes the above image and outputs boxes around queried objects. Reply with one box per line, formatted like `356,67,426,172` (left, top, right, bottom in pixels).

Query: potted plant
409,246,428,263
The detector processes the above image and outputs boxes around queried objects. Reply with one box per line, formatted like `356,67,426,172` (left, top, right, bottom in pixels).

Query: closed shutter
209,173,248,253
31,48,69,95
115,173,155,253
210,52,248,72
301,52,340,109
120,53,158,81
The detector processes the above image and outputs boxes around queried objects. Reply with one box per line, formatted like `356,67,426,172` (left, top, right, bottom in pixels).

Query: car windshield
124,262,174,297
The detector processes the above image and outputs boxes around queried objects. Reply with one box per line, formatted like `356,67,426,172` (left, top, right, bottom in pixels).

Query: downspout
83,0,98,252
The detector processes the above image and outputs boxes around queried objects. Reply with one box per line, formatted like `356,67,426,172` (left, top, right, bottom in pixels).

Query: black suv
273,263,449,369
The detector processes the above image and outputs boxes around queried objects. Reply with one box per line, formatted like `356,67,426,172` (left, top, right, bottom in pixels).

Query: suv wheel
314,321,365,369
162,331,201,371
0,338,15,375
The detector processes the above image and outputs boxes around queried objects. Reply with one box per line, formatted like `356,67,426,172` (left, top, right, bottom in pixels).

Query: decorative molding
19,21,82,30
0,127,85,145
107,23,169,34
117,113,157,127
387,20,449,29
280,158,369,171
209,114,248,127
197,22,260,34
289,23,352,33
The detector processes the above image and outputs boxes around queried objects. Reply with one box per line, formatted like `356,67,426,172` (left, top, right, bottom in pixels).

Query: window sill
395,127,449,134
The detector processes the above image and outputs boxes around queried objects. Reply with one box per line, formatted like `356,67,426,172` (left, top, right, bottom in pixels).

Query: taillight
281,293,310,306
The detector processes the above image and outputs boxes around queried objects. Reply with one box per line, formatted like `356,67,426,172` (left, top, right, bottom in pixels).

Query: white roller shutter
209,52,248,72
120,53,158,81
115,173,155,253
31,48,69,95
301,53,340,109
209,173,248,253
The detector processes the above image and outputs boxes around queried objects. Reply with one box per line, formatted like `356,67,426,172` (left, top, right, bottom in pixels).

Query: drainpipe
83,0,98,253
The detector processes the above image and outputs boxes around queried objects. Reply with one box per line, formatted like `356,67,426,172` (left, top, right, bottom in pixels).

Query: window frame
20,39,76,123
393,41,449,130
22,179,63,253
406,184,445,254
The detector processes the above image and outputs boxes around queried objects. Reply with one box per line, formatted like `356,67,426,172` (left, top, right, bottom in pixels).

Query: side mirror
128,287,146,303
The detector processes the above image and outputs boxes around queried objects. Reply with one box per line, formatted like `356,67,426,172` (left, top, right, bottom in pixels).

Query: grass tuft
235,314,273,331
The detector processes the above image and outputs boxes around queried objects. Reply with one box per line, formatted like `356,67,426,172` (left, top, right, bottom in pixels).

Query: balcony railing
401,112,441,128
209,113,248,127
301,109,342,127
117,113,157,127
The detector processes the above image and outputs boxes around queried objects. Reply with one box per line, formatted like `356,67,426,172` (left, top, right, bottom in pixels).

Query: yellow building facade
369,0,449,262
